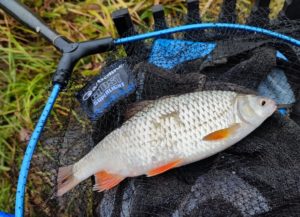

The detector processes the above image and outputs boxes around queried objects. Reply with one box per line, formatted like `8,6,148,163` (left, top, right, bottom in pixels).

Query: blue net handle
9,23,300,217
14,84,61,217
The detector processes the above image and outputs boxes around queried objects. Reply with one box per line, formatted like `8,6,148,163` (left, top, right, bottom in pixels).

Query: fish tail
57,165,81,197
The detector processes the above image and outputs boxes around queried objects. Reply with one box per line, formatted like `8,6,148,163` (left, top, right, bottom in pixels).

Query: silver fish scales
57,90,276,196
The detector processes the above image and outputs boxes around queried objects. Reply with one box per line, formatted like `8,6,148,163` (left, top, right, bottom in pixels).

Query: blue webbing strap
15,84,61,217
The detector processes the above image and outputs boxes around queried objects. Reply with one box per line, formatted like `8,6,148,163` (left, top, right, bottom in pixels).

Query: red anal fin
203,123,240,141
147,159,182,177
93,171,124,192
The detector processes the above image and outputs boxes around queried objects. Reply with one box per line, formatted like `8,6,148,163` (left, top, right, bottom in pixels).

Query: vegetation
0,0,284,214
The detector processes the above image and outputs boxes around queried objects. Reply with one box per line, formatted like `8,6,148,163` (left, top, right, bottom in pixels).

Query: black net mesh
26,2,300,217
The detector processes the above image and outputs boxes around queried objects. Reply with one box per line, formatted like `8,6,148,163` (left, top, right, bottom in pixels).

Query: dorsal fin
124,95,179,121
124,100,153,120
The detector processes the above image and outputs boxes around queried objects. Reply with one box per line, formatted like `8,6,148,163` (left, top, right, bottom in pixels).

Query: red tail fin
57,165,81,196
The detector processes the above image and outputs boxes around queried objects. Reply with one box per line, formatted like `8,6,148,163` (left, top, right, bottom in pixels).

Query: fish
57,90,277,196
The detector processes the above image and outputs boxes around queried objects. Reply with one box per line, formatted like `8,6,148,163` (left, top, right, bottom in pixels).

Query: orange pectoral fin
203,123,241,141
147,159,182,177
93,171,124,192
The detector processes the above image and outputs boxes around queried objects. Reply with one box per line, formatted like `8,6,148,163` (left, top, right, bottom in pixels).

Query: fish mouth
273,105,278,113
268,99,277,113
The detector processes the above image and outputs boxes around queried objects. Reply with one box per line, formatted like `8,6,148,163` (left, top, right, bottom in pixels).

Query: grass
0,0,284,214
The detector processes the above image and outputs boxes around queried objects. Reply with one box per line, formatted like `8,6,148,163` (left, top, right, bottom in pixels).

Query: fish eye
261,100,266,106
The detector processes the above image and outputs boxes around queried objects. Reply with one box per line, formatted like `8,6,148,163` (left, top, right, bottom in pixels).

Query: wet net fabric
26,3,300,217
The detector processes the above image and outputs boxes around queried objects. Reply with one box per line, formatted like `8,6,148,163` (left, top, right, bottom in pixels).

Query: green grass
0,19,55,212
0,0,284,214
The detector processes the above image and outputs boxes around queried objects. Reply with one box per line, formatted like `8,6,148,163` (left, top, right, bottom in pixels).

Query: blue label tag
77,61,136,120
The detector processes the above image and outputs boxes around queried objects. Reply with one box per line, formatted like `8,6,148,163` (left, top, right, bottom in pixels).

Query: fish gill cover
27,2,300,217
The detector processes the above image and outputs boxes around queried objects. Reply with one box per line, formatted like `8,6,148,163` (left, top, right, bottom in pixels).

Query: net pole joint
52,37,115,88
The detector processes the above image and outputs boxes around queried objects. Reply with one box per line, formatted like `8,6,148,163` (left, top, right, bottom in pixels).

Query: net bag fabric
26,6,300,217
93,44,300,217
